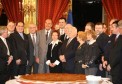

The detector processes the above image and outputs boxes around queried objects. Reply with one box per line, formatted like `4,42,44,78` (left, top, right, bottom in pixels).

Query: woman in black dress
75,31,87,74
82,30,100,75
46,30,62,73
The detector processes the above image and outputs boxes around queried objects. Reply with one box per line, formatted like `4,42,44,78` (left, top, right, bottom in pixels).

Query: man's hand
107,64,111,71
82,64,89,68
99,63,103,71
52,63,56,67
35,57,39,64
49,63,54,67
103,61,108,68
16,59,21,65
101,56,105,62
59,55,66,62
7,56,13,65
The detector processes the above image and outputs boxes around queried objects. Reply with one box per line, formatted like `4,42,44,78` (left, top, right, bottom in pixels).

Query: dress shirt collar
116,33,120,39
88,39,96,45
30,33,36,37
50,40,60,45
45,29,51,34
8,31,14,36
19,32,24,39
0,36,6,41
60,28,64,35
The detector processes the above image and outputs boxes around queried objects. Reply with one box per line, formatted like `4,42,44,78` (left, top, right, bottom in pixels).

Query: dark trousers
13,64,26,76
0,74,9,84
75,63,85,74
0,69,9,84
112,74,122,84
26,62,39,74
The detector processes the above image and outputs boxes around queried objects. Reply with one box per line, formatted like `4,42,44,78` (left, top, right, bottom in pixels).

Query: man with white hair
0,26,13,84
59,24,79,73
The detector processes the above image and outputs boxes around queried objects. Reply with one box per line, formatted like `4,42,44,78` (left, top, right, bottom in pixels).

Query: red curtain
0,3,2,16
1,0,24,23
37,0,69,30
102,0,122,22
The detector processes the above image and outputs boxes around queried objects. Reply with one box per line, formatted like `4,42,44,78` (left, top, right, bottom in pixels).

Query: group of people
0,17,122,84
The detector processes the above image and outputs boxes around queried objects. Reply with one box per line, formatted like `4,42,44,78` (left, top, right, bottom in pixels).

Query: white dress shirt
0,36,10,55
30,33,36,43
45,29,51,37
19,33,24,39
60,29,64,35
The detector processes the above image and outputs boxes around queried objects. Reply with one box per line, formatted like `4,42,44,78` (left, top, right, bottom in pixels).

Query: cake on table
17,73,86,84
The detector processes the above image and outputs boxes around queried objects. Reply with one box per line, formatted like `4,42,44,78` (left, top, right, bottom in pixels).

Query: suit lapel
0,38,8,53
16,32,24,41
28,34,34,48
47,30,52,42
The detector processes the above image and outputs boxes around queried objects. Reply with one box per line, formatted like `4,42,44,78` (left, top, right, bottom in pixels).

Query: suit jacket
8,31,29,65
27,34,37,66
47,41,62,73
59,37,79,73
0,38,11,73
83,42,100,67
108,35,122,83
96,33,109,63
35,29,52,73
59,34,68,42
96,33,109,54
109,35,122,74
75,42,87,74
104,34,116,62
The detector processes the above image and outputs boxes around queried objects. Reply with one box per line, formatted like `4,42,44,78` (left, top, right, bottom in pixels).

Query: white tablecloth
6,79,20,84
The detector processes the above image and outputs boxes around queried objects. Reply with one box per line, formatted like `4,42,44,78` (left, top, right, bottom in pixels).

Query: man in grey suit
35,19,52,73
26,23,39,74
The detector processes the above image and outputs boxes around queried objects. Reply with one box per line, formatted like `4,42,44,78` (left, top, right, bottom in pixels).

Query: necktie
32,34,36,45
32,34,36,55
64,35,67,40
66,39,71,46
46,31,49,40
60,29,64,35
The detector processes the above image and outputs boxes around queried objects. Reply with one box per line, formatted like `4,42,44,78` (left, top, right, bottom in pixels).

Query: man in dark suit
95,22,109,77
60,26,69,42
7,21,15,36
58,18,67,42
59,24,79,73
118,20,122,84
58,18,66,35
103,20,122,84
26,23,39,74
0,26,13,84
8,22,29,76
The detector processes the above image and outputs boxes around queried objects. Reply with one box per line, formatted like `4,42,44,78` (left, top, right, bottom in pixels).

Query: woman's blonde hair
77,31,87,41
0,26,7,35
85,30,97,40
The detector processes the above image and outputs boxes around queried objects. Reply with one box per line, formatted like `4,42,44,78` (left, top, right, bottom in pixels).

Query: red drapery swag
1,0,24,23
0,3,2,16
102,0,122,22
37,0,69,30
